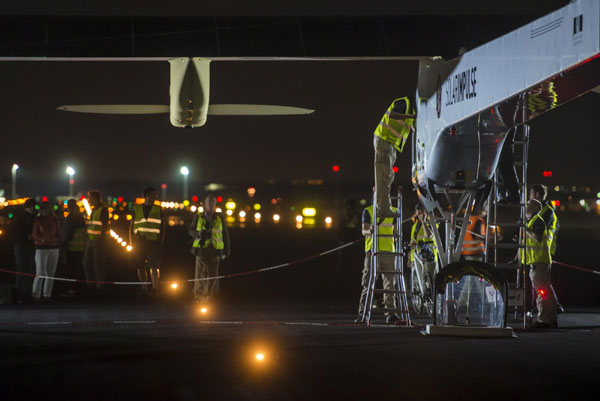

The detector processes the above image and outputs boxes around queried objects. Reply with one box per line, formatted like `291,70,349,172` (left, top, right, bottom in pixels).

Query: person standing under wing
189,194,230,304
130,187,165,296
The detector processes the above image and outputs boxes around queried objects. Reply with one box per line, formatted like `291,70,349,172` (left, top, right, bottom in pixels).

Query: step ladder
362,187,411,326
485,123,531,328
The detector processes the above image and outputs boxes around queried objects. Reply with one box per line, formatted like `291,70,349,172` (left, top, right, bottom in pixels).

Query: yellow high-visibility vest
364,206,396,253
410,220,438,262
373,97,415,152
520,214,551,265
86,205,107,240
193,213,224,250
133,204,162,241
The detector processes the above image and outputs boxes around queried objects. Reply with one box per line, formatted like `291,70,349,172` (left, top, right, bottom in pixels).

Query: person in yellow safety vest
129,187,165,295
59,199,87,297
83,190,109,292
188,194,230,304
373,96,416,218
529,184,563,313
355,204,403,325
409,204,438,277
520,199,557,328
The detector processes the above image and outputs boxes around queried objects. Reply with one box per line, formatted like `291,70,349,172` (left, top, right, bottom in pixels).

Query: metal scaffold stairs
362,187,411,326
485,123,530,328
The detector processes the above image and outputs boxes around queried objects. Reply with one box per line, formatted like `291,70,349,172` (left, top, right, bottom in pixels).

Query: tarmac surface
1,298,599,401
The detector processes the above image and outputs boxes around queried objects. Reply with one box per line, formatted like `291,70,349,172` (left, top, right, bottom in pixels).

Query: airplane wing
207,104,314,115
56,105,169,114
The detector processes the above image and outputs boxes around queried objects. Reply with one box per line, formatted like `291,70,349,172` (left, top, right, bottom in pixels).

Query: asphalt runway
1,299,599,401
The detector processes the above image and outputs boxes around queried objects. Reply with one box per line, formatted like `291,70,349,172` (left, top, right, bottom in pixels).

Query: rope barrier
0,238,363,286
553,261,600,276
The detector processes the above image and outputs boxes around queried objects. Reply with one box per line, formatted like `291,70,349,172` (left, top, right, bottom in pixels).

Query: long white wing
57,105,170,114
208,104,314,115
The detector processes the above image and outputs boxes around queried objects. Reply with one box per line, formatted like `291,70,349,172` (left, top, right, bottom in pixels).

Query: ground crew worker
130,187,165,295
83,190,109,293
355,204,402,324
373,97,415,218
521,199,557,328
188,194,230,304
529,184,563,312
457,211,487,312
409,204,438,280
59,199,87,297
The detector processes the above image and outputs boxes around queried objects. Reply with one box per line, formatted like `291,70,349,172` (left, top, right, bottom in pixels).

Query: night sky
0,59,599,194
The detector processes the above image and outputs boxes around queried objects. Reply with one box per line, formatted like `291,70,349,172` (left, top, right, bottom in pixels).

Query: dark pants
83,238,106,289
497,127,520,201
62,251,84,293
14,243,35,300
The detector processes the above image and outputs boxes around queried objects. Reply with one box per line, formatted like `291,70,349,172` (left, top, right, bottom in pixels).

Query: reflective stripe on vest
192,214,224,250
87,206,106,239
133,204,162,241
519,214,551,265
540,203,558,256
364,206,396,252
373,97,414,152
461,216,485,255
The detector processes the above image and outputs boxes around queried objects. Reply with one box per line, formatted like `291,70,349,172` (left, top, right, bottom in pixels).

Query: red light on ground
192,195,198,202
69,179,75,185
271,198,277,205
332,165,340,172
392,166,399,173
216,196,223,203
160,183,167,190
41,196,48,202
117,196,124,203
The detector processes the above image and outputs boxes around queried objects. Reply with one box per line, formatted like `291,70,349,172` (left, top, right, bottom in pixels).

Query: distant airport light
191,205,198,213
66,166,75,176
247,187,256,197
200,307,208,314
42,196,48,202
180,166,189,176
161,183,167,190
12,164,19,172
126,214,132,221
192,195,199,202
273,214,280,222
254,212,261,220
216,196,223,203
325,216,333,224
253,203,261,211
239,211,247,218
255,353,265,362
332,165,340,172
226,209,233,216
126,245,132,252
542,170,553,177
302,207,316,217
225,201,236,210
171,283,178,290
271,198,277,205
296,215,303,223
117,196,123,203
215,207,222,213
183,200,190,206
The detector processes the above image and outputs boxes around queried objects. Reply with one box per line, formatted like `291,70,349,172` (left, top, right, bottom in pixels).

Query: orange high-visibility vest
461,215,486,256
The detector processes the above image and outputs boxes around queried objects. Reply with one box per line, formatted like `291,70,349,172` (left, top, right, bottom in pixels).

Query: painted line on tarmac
26,321,72,326
113,320,157,324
